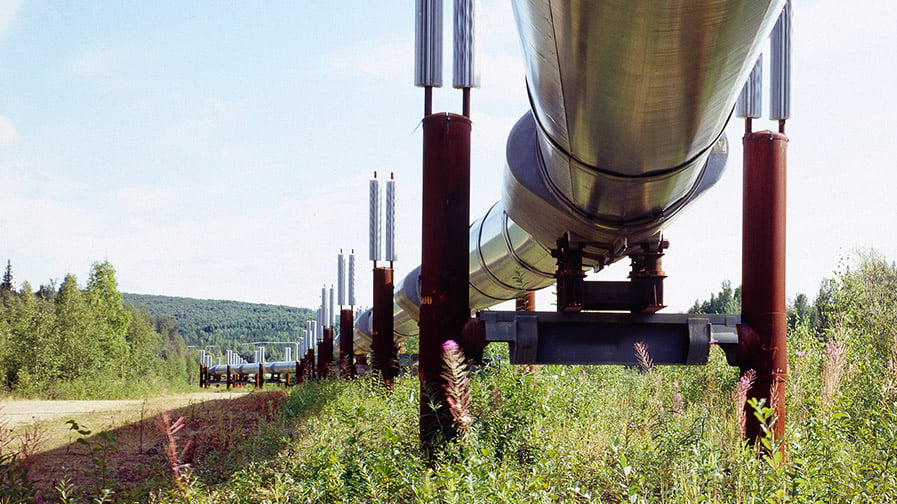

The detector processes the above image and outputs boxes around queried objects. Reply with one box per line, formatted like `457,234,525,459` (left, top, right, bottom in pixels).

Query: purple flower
442,339,460,353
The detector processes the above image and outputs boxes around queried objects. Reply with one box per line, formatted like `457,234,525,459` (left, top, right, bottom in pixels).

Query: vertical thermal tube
770,0,792,121
329,286,335,328
385,174,397,262
414,0,443,88
736,56,763,119
348,251,356,306
320,287,327,327
338,251,346,306
369,175,381,262
285,346,291,362
453,0,480,89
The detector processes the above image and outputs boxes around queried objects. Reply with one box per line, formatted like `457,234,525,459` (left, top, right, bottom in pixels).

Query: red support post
308,349,315,380
339,308,355,378
739,130,788,446
419,112,472,451
372,266,396,388
319,328,333,380
516,292,536,312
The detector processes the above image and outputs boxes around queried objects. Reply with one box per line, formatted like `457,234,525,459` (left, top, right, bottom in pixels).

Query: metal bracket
479,311,740,366
553,235,668,313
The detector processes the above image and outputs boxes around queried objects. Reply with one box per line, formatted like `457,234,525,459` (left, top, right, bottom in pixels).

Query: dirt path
2,390,290,497
1,391,247,430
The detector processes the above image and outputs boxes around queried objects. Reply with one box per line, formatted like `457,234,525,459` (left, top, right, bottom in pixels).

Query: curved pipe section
355,0,785,351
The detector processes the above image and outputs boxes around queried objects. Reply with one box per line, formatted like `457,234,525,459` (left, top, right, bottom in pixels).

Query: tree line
121,293,315,361
689,277,838,334
0,260,195,398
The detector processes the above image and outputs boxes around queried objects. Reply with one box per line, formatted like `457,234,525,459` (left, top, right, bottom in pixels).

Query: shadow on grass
24,389,301,500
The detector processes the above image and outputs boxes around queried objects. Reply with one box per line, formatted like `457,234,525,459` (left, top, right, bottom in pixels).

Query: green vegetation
3,251,897,502
0,261,195,399
122,293,314,360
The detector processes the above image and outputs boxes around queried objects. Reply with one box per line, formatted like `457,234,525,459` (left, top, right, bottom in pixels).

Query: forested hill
123,293,314,349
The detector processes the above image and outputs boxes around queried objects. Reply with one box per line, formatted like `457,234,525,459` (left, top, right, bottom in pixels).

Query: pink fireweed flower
442,339,460,353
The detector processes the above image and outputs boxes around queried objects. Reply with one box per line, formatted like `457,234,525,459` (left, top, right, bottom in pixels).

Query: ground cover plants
2,251,896,502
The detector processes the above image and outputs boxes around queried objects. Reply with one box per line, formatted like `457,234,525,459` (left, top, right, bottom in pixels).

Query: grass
4,254,897,502
3,325,897,503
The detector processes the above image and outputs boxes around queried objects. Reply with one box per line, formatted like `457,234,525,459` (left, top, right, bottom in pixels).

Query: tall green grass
6,253,897,502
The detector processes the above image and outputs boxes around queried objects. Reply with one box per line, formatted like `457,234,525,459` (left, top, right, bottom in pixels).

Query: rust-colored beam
372,266,396,387
419,112,472,451
739,130,788,446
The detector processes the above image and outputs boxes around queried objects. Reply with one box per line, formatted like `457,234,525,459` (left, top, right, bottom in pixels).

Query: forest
121,293,314,360
0,261,196,399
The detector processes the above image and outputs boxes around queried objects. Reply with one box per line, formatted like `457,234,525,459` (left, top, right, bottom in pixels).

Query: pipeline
354,0,786,354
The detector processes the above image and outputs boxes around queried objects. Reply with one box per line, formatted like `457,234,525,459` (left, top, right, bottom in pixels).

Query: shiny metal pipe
355,0,786,352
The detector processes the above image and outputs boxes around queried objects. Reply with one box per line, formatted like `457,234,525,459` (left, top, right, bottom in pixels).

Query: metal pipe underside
355,0,786,354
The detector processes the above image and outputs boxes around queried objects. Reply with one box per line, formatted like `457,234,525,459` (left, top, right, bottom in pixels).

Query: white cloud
0,115,21,146
0,0,23,38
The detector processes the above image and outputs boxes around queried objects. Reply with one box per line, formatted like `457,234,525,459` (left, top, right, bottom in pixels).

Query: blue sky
1,0,896,313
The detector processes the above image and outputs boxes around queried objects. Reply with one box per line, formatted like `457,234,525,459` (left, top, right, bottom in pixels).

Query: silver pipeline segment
414,0,443,88
452,0,480,89
737,56,763,119
770,0,792,121
207,358,303,377
355,0,787,352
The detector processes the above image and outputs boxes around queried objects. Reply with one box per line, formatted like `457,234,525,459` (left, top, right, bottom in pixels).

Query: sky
1,0,896,314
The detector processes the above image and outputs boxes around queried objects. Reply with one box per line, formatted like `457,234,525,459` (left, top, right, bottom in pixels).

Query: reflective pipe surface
355,0,786,350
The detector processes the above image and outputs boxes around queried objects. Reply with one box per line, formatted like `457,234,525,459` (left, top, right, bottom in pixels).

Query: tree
87,261,132,377
55,274,97,380
1,259,13,295
788,292,815,330
688,280,741,314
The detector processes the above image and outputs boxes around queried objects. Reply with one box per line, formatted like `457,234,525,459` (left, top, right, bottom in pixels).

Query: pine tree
1,259,13,294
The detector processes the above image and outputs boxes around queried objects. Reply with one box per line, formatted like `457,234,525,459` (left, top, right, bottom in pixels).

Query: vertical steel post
319,328,334,379
307,348,315,380
740,130,788,445
339,308,355,378
419,112,471,451
372,266,396,387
